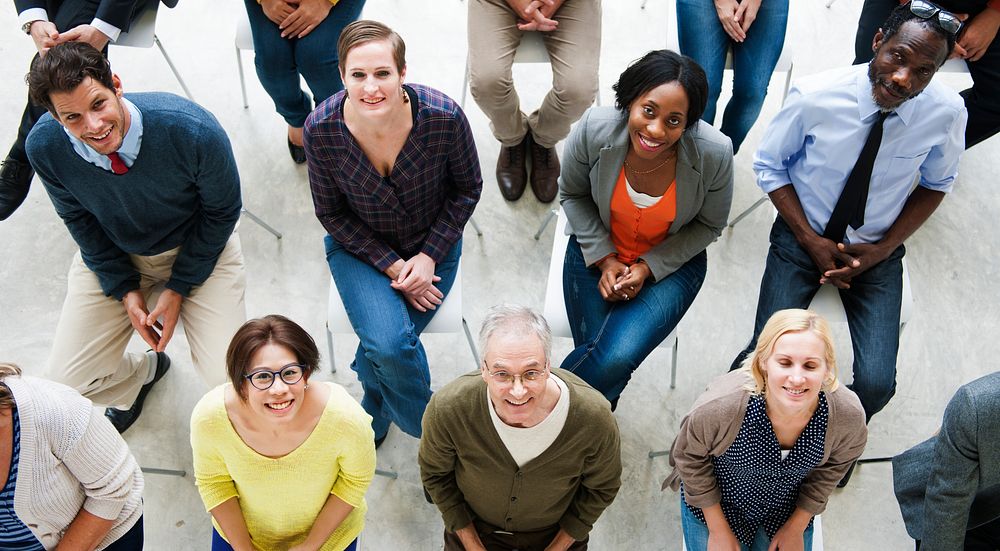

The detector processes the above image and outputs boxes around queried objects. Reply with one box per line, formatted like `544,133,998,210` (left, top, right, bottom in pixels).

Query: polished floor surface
1,0,997,549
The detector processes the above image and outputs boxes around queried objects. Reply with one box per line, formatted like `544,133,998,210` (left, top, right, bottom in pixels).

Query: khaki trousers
468,0,602,149
46,232,247,408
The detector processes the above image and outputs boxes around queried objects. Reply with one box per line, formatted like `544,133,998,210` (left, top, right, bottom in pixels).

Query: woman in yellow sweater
191,315,375,551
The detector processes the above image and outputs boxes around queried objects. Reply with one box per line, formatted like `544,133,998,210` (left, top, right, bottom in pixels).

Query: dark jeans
212,529,357,551
560,236,706,403
242,0,365,128
9,0,147,163
105,515,144,550
443,526,588,551
853,0,1000,148
730,216,904,421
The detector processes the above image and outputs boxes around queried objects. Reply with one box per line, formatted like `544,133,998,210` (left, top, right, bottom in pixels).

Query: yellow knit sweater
191,383,375,551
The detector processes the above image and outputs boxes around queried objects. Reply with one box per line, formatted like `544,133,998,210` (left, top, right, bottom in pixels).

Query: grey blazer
893,372,1000,549
558,106,734,282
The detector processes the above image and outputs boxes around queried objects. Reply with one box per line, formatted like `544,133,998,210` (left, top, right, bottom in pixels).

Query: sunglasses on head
909,0,963,35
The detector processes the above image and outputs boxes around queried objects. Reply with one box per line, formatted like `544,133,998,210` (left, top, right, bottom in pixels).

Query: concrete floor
1,0,998,549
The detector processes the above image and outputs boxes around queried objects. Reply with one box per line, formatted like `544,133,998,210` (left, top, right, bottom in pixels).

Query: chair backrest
513,31,550,64
808,258,912,326
939,57,969,74
327,263,466,335
235,7,253,51
115,0,160,49
543,211,574,338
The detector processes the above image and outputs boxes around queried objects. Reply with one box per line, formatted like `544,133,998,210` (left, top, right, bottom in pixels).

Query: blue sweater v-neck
26,92,242,299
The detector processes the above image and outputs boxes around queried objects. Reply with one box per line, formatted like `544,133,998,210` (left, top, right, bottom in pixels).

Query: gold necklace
624,148,677,175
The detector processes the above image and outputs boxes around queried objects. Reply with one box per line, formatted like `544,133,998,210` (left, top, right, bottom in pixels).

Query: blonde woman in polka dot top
664,309,868,550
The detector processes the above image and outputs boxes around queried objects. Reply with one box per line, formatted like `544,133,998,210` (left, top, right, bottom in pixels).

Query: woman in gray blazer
559,50,734,405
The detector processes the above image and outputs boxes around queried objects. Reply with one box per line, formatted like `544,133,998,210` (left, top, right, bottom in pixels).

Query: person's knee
469,64,514,105
358,324,420,369
551,75,598,109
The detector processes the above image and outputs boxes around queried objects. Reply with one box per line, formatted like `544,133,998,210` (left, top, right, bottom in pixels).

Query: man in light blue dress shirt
731,5,967,423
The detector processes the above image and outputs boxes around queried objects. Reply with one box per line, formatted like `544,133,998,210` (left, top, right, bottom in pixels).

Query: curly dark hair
27,42,115,115
612,49,709,129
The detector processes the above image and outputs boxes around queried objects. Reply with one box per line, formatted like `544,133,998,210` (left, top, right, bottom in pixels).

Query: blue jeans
325,235,461,439
680,499,813,551
243,0,365,127
731,217,904,420
212,529,357,551
676,0,788,153
560,237,706,403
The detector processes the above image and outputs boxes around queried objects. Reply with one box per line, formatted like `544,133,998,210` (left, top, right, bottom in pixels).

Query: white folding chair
235,7,254,110
325,262,480,374
808,257,913,334
543,210,680,386
114,0,194,101
460,30,601,110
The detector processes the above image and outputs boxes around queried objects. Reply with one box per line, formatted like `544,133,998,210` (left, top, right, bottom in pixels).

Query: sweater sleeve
165,115,241,297
329,391,376,509
558,409,622,540
56,397,144,521
668,394,741,508
796,389,867,514
418,105,482,263
190,394,239,512
418,394,475,532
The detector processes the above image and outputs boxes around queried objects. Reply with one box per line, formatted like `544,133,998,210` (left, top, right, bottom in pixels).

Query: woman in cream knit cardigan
0,362,144,550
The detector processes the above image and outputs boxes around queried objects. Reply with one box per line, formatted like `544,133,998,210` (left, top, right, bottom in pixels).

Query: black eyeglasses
244,364,305,390
909,0,962,35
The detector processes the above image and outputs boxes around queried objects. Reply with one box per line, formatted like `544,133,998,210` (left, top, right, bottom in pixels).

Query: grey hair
478,305,552,365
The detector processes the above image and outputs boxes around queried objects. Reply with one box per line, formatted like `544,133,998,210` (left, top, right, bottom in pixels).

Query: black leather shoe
0,156,34,221
496,136,528,201
528,134,559,203
287,138,306,164
105,352,172,434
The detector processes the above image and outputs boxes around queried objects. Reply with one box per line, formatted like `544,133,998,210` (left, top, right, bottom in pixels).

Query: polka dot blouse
682,392,829,546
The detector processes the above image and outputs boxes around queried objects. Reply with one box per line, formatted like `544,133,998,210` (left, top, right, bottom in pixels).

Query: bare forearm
54,509,115,551
209,497,255,551
455,523,487,550
877,187,944,250
544,528,577,551
782,507,814,533
296,494,355,551
701,503,732,534
767,184,817,243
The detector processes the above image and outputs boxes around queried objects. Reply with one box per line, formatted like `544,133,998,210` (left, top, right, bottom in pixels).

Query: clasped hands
713,0,763,43
596,256,651,303
801,234,892,290
261,0,333,39
122,288,183,352
511,0,561,32
386,253,443,313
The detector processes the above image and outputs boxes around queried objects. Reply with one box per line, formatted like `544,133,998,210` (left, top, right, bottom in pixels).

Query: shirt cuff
91,18,122,42
18,8,48,30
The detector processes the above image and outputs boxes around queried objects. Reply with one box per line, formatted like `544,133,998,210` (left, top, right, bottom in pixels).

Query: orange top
609,167,677,264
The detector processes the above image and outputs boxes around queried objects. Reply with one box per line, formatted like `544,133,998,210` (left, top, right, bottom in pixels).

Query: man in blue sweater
25,42,247,433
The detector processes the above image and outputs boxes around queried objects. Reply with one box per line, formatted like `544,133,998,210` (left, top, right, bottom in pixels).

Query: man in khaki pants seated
419,305,621,550
468,0,601,204
25,42,247,433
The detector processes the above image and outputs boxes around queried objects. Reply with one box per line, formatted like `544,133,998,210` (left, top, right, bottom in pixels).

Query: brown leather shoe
528,134,559,203
496,136,528,201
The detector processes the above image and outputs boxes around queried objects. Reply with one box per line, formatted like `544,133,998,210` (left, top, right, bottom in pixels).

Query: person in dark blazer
558,49,734,406
893,371,1000,550
2,0,175,221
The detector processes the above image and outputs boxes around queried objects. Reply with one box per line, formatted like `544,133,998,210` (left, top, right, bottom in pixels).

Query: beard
867,60,922,112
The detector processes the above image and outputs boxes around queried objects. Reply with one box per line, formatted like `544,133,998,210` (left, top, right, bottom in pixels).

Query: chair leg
727,196,771,229
460,53,470,110
670,335,679,390
468,216,483,237
241,208,283,239
236,47,249,109
648,450,669,458
153,35,195,101
781,62,793,106
326,323,337,374
462,317,481,368
899,321,907,336
534,209,558,240
374,468,398,479
142,466,186,477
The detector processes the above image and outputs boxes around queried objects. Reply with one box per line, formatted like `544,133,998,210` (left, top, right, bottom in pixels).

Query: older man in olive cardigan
419,305,621,551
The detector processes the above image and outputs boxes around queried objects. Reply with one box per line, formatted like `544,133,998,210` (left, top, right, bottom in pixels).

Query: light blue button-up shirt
753,64,966,244
63,97,143,172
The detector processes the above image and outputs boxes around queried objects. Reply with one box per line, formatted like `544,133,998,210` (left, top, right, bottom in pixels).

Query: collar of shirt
854,67,915,126
63,97,143,172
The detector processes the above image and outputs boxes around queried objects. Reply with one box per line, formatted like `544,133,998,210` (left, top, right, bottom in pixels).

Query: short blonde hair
0,363,22,409
741,309,839,395
337,20,406,75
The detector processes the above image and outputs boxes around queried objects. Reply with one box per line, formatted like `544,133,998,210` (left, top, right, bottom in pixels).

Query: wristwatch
22,20,37,34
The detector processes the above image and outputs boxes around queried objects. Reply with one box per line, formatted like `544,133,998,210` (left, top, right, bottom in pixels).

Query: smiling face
50,75,130,156
868,20,949,110
761,330,831,415
341,39,406,117
244,342,309,422
481,331,554,428
627,81,689,161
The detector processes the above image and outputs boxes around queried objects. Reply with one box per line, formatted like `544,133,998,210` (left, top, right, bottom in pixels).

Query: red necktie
107,152,128,175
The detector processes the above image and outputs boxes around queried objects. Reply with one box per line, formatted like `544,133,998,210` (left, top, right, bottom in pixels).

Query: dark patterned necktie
107,152,128,175
823,111,889,241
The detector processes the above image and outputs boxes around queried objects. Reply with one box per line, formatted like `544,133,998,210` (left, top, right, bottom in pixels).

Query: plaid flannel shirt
305,84,482,271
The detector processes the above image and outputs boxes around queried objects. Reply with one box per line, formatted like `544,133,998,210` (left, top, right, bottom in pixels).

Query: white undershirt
487,374,570,467
625,175,662,208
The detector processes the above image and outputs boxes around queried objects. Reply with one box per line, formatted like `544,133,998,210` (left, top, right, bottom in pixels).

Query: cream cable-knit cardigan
5,375,143,550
